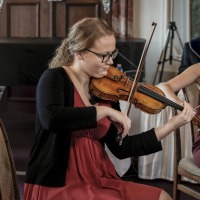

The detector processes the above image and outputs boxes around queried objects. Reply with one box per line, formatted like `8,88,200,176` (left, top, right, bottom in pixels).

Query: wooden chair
0,118,20,200
173,86,200,200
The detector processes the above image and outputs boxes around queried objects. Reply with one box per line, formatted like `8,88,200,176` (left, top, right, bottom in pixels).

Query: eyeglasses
85,49,118,63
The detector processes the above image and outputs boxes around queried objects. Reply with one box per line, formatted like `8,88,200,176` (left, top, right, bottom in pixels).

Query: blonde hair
49,17,116,68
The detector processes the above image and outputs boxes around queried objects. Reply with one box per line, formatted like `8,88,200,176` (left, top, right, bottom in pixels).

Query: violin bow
117,22,157,145
127,22,157,115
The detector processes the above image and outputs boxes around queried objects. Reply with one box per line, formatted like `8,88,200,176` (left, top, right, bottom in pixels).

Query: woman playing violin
24,17,195,200
157,63,200,168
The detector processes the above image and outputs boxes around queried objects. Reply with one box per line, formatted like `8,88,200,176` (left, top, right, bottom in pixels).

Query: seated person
23,17,195,200
178,36,200,74
157,63,200,167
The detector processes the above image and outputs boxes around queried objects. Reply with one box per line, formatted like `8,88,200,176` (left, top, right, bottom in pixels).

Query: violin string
194,114,200,120
193,105,200,124
194,104,200,111
140,85,200,125
194,115,200,125
139,84,183,110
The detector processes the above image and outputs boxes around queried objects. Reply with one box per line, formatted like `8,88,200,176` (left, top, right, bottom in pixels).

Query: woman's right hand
96,106,131,138
155,101,195,141
175,101,196,125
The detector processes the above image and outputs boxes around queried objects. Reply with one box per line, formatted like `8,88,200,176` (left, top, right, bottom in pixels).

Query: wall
133,0,190,84
0,0,111,38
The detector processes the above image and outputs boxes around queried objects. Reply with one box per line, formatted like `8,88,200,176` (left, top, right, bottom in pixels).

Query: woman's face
82,34,117,78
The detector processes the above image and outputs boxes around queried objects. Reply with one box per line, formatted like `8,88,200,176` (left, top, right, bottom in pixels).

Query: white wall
133,0,190,84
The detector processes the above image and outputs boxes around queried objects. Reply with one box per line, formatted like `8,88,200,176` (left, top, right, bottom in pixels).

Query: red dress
24,88,162,200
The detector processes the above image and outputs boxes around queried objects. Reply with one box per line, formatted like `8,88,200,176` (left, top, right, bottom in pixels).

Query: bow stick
116,22,157,145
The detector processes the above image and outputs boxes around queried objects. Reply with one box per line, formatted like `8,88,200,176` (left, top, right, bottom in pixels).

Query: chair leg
173,173,181,200
173,125,182,200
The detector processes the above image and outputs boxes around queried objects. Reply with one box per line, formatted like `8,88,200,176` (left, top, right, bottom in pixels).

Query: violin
90,66,200,126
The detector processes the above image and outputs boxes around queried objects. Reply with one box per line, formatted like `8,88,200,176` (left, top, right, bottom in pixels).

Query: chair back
173,84,200,200
184,83,199,135
0,118,20,200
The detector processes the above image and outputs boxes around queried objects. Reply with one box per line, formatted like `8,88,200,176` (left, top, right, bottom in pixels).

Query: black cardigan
178,37,200,74
25,67,162,187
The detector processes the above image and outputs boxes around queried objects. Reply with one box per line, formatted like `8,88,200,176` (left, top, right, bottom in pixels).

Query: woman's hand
108,110,131,138
155,101,196,141
173,101,196,128
96,106,131,138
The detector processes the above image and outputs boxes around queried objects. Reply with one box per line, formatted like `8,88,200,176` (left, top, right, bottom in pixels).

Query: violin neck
138,84,183,111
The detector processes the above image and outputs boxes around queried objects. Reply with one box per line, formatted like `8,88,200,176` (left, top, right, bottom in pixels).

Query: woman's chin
93,71,107,78
101,69,108,76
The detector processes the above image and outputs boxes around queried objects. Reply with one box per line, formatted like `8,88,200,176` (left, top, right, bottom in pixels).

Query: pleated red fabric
24,88,162,200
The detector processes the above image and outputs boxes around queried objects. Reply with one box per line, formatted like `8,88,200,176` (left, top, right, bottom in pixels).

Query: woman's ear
75,52,83,60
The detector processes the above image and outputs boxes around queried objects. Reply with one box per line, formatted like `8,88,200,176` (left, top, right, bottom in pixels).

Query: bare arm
157,63,200,104
155,63,200,140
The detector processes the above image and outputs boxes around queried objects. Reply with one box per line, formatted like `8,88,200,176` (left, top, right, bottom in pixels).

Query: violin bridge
125,78,130,87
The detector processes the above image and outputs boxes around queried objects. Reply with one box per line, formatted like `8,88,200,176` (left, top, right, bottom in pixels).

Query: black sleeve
105,126,162,159
36,68,97,132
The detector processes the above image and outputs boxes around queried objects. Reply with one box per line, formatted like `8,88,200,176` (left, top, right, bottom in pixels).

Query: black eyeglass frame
85,48,119,63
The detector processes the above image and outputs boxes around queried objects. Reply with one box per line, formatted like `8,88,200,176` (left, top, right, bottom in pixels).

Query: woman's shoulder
38,67,71,89
44,67,66,75
41,67,69,80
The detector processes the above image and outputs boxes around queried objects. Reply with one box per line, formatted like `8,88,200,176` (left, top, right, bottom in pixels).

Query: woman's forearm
157,63,200,104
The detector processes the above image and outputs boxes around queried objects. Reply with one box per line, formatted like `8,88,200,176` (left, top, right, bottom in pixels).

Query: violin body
90,66,200,126
90,66,166,114
133,83,166,114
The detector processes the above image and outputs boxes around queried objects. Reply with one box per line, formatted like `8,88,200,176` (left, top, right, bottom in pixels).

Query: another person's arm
157,63,200,104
